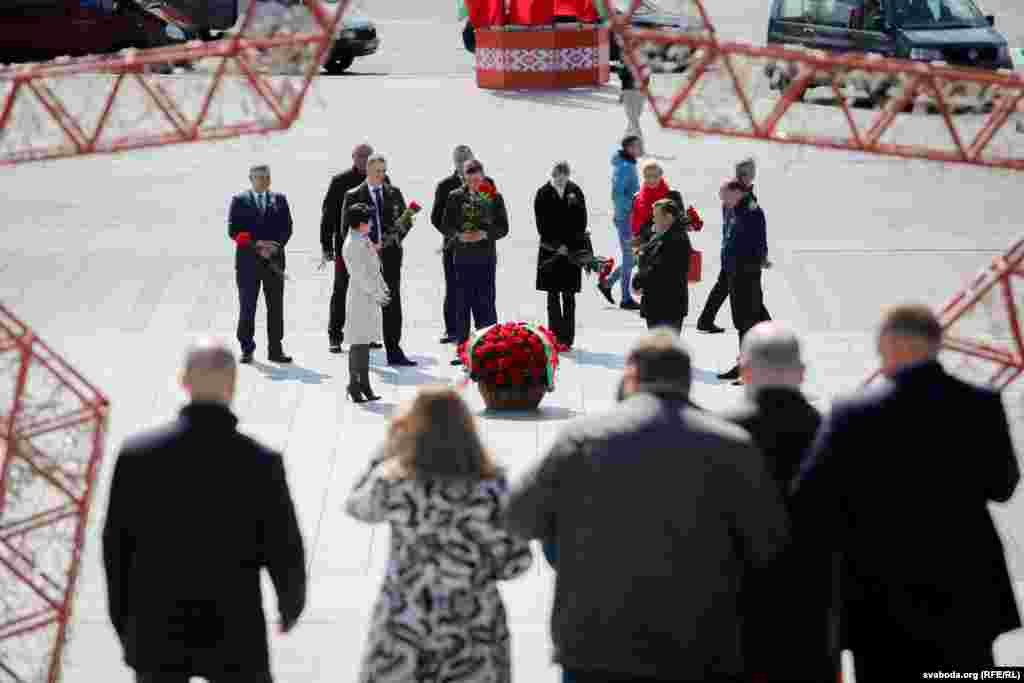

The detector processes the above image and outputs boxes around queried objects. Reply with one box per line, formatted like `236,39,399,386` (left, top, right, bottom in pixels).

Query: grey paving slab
2,0,1024,679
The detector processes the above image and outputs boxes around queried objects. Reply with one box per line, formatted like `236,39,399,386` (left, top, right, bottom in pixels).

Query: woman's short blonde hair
639,158,663,177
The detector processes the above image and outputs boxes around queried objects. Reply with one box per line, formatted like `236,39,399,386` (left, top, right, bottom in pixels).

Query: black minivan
766,0,1012,70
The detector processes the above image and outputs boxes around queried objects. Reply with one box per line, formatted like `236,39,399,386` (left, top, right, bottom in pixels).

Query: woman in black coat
631,198,693,333
535,161,587,350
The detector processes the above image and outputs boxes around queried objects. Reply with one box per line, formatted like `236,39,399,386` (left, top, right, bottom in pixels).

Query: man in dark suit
228,164,293,365
431,144,476,344
102,340,307,683
793,304,1021,680
717,180,770,383
340,153,416,366
721,322,833,683
321,143,373,353
630,198,692,334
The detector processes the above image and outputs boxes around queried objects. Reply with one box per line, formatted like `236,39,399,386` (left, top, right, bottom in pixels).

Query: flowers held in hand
598,256,616,287
233,231,290,280
456,322,560,391
383,200,423,248
540,239,614,279
686,206,703,231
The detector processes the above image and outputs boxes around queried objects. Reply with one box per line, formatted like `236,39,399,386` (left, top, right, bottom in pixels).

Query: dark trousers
728,266,769,348
454,253,498,343
236,258,284,355
853,640,993,681
136,672,272,683
565,672,743,683
697,266,729,325
443,248,457,337
646,317,683,334
328,259,348,343
547,291,577,346
380,245,403,354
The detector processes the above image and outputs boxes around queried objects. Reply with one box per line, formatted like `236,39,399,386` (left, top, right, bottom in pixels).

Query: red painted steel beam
0,0,351,166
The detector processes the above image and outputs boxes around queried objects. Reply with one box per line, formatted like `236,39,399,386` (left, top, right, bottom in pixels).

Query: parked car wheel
324,53,354,74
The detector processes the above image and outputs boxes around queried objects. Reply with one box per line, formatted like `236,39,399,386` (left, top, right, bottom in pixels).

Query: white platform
1,0,1023,679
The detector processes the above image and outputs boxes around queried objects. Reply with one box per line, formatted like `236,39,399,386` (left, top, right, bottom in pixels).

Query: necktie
372,187,383,243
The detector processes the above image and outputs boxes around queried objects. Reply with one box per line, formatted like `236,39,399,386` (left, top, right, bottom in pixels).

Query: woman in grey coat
343,203,390,403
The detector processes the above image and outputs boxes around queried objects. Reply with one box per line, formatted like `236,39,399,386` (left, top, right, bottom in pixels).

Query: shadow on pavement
252,362,333,384
570,349,626,370
488,87,621,111
478,405,578,422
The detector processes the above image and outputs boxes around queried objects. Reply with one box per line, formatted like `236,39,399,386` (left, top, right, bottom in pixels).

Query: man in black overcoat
432,144,476,344
102,340,307,683
228,164,293,365
534,161,587,349
792,304,1021,680
340,153,417,366
321,143,373,353
631,198,693,333
721,322,833,683
718,180,770,382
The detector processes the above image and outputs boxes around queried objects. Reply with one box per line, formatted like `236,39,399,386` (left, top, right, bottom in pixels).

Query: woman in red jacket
631,159,684,242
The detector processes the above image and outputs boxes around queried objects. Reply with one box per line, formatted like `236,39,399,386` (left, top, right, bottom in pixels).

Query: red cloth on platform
509,0,553,25
631,178,671,237
468,0,506,28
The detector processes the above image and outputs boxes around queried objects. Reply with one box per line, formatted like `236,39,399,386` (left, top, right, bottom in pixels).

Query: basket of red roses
457,321,561,411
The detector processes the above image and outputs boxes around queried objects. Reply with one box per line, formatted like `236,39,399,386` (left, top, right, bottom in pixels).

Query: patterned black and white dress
346,464,534,683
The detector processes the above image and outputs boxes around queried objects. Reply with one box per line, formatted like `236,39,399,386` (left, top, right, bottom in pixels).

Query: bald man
102,340,307,683
793,304,1020,679
321,143,378,353
432,144,476,343
720,322,832,683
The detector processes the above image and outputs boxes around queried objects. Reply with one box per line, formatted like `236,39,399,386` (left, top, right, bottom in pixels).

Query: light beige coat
343,233,389,345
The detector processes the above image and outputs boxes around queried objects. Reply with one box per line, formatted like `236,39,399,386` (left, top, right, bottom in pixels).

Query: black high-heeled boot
347,347,368,403
356,345,381,401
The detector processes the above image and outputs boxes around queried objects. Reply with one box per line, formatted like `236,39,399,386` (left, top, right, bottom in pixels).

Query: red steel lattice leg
0,304,109,682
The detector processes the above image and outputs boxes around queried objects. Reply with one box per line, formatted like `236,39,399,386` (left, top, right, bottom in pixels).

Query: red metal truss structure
0,303,109,682
863,240,1024,390
604,0,1024,171
0,0,351,166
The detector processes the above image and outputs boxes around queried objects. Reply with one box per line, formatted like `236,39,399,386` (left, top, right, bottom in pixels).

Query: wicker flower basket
478,382,547,411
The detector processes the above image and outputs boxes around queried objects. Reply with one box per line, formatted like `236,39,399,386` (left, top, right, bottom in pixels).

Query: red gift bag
688,249,702,283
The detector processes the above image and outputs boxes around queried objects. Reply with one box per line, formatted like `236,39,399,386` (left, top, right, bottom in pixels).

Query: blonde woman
343,203,389,403
346,387,533,682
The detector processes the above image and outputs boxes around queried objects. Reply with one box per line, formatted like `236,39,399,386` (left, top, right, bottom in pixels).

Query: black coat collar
179,402,239,430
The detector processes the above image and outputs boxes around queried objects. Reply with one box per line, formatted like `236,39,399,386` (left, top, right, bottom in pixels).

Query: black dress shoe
451,357,463,366
369,342,383,349
620,300,641,311
597,283,616,305
329,342,342,354
697,323,726,334
440,335,454,344
717,366,740,381
388,356,418,367
269,352,293,364
240,352,254,364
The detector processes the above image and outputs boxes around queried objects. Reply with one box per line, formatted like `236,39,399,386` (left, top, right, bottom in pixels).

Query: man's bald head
740,322,805,391
181,339,237,404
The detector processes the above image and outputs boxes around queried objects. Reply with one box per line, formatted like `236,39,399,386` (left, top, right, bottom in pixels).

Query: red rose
478,181,497,200
687,206,704,231
235,231,253,247
495,372,507,385
409,201,422,213
483,359,498,370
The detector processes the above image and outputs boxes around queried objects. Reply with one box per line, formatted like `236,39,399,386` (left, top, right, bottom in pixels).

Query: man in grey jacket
505,330,789,683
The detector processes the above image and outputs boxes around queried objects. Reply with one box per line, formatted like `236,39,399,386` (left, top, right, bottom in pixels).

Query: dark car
0,0,179,63
322,1,379,74
766,0,1012,81
461,0,697,73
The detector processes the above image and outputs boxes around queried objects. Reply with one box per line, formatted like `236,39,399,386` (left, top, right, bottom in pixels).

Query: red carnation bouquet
686,206,704,231
457,322,560,391
233,231,290,280
382,200,422,248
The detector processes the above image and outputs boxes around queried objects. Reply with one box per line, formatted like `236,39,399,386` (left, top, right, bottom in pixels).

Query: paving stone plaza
2,0,1024,679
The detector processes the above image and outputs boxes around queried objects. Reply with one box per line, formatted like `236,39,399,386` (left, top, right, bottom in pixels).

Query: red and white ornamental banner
475,25,610,89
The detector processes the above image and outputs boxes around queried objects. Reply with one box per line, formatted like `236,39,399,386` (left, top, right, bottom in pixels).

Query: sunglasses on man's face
466,168,483,176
